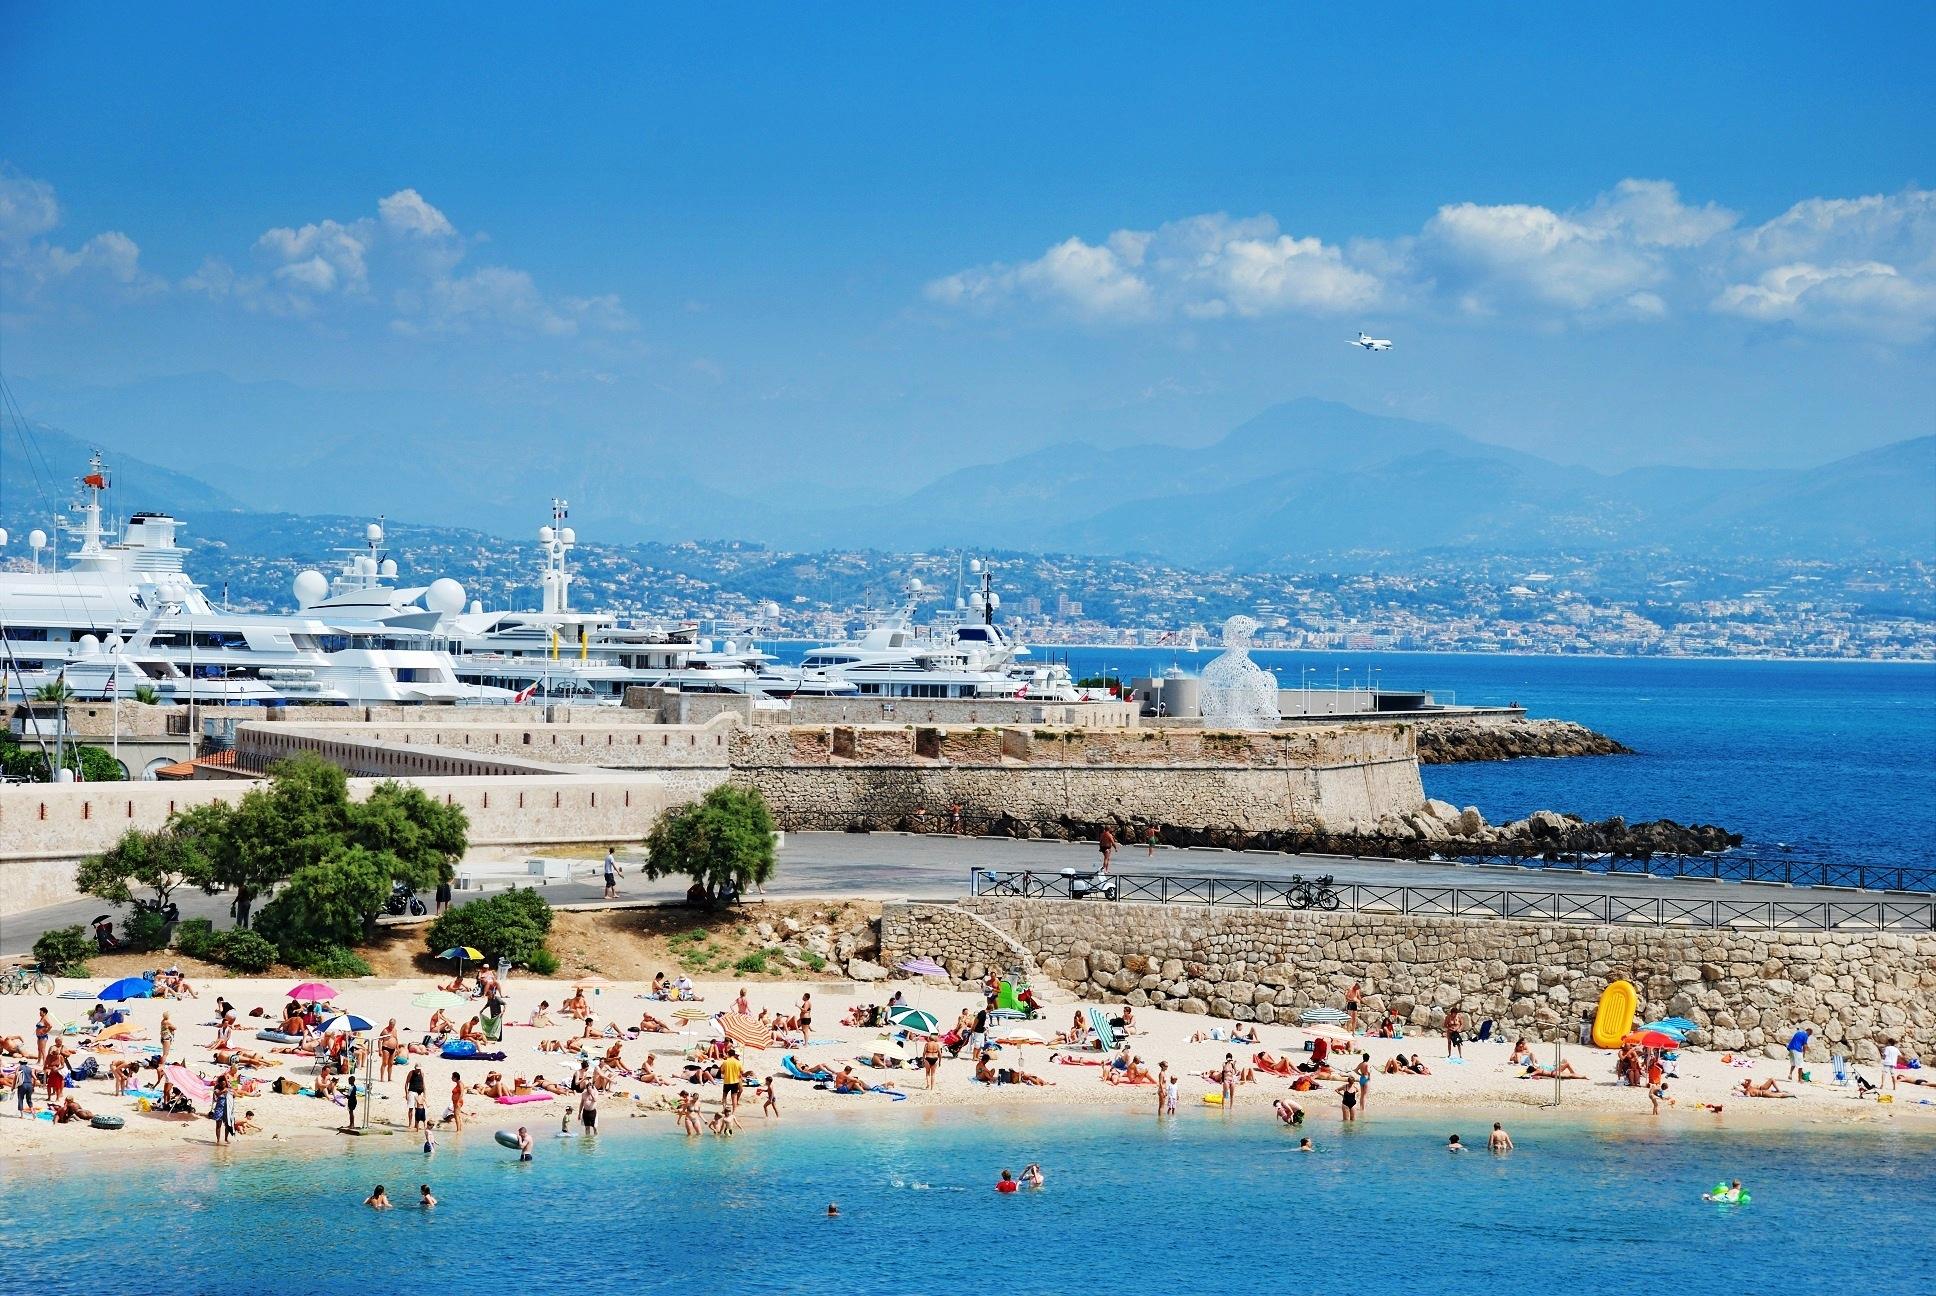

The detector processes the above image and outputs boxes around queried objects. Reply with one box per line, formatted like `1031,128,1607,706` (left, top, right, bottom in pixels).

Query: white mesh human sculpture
1199,615,1281,729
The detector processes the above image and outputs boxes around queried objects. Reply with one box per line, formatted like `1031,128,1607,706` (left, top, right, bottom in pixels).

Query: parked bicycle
1287,874,1341,911
0,962,54,995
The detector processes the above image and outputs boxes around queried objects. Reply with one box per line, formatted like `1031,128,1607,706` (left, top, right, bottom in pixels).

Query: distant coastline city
81,512,1931,662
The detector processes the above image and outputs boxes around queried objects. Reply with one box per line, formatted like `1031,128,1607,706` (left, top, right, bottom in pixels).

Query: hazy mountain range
4,392,1929,565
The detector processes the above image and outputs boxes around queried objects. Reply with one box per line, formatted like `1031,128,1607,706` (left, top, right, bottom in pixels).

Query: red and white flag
513,680,541,703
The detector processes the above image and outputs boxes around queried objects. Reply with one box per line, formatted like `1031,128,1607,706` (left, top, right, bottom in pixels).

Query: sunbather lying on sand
1383,1054,1430,1075
636,1012,672,1034
210,1048,274,1068
1523,1061,1586,1080
1739,1078,1794,1098
1253,1052,1295,1075
1102,1057,1155,1084
50,1096,96,1122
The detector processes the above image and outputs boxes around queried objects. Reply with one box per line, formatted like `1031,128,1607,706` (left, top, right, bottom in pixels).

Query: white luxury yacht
0,459,508,706
787,564,1081,702
307,501,852,703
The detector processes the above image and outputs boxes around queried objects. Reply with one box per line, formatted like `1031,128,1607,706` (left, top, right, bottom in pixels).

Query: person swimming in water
1447,1134,1465,1152
1297,1137,1314,1152
1021,1163,1045,1187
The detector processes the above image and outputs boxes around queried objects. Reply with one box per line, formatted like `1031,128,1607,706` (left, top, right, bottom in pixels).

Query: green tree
349,781,468,891
211,753,353,924
252,845,396,954
76,823,215,909
0,736,124,783
640,784,777,906
31,680,73,702
132,684,161,705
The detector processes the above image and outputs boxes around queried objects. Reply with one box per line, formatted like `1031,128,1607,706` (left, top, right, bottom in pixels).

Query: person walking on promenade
1144,825,1158,857
603,848,622,899
1098,825,1117,869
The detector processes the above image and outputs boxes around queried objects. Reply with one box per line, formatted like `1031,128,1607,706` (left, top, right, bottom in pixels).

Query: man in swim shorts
720,1047,744,1112
1786,1026,1811,1080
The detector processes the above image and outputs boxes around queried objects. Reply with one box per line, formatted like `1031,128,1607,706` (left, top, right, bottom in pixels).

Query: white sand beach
5,965,1931,1162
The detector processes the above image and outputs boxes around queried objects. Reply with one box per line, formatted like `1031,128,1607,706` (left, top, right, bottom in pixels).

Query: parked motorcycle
1061,866,1120,901
384,881,427,917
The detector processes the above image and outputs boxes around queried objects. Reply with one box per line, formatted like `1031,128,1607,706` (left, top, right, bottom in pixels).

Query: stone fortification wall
626,689,1138,729
879,899,1936,1063
0,772,677,917
737,758,1423,836
234,715,737,772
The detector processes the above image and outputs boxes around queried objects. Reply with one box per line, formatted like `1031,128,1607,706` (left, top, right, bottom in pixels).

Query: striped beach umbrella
412,991,467,1010
317,1013,373,1035
719,1013,774,1050
671,1007,711,1022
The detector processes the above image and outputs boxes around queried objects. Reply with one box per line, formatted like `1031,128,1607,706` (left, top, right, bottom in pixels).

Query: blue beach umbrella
98,976,154,1002
317,1013,374,1035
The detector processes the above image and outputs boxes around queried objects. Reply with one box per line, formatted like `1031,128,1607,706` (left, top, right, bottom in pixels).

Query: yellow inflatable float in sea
1592,980,1637,1048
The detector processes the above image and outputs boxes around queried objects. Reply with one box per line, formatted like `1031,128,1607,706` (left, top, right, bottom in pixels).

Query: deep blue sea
770,645,1936,872
5,1109,1929,1295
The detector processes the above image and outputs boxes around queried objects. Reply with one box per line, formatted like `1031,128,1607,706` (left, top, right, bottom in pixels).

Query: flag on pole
103,673,116,697
513,680,541,703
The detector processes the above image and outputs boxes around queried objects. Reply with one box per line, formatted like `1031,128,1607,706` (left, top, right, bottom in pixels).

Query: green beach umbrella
887,1006,940,1035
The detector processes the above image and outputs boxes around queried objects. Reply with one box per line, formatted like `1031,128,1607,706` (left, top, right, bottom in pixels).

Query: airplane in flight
1350,331,1393,352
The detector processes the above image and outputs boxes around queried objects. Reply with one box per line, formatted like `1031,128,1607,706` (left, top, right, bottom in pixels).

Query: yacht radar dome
0,528,8,547
426,578,466,615
379,558,398,578
28,529,46,550
365,522,384,544
559,528,575,545
293,569,328,607
78,633,101,655
539,526,555,544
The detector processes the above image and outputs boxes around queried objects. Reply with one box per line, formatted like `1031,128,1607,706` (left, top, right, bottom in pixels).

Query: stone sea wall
879,899,1936,1062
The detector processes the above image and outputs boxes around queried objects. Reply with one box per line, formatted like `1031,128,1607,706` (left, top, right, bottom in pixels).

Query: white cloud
0,167,162,304
1416,180,1735,315
0,168,61,242
926,212,1375,322
928,179,1936,339
191,188,631,336
1714,188,1936,335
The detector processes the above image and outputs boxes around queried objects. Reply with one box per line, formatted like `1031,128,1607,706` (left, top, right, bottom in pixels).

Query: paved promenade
0,831,1895,955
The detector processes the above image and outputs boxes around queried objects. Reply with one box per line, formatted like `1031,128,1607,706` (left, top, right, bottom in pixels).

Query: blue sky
2,3,1931,508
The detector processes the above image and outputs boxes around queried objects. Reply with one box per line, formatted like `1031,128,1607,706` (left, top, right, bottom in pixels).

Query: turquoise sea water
6,1109,1931,1295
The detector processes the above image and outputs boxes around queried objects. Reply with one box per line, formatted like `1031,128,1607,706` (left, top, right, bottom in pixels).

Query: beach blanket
496,1093,554,1105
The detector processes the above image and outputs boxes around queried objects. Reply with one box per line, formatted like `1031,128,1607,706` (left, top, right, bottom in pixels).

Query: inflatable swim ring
1202,1092,1224,1106
1702,1182,1751,1204
90,1114,125,1130
494,1130,522,1150
441,1040,480,1059
1592,980,1638,1049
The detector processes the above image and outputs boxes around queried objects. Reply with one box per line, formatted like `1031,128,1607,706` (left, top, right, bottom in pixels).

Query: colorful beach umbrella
1623,1030,1681,1049
287,981,338,1002
439,947,483,962
317,1013,374,1035
719,1012,774,1051
887,1006,940,1035
1299,1007,1350,1025
412,991,467,1010
96,1022,138,1040
671,1007,711,1022
98,976,154,1002
896,957,948,978
161,1064,212,1104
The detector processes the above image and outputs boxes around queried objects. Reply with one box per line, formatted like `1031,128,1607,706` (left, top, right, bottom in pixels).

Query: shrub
207,929,278,974
122,908,171,953
800,951,827,973
426,889,554,968
32,925,90,976
733,949,772,975
175,917,216,960
295,945,373,979
524,949,560,976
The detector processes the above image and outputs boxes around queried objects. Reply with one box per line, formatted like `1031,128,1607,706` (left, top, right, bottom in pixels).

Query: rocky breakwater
936,898,1936,1061
1414,716,1632,764
975,804,1738,861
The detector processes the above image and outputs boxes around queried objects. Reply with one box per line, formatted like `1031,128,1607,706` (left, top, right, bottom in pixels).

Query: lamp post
1301,666,1316,715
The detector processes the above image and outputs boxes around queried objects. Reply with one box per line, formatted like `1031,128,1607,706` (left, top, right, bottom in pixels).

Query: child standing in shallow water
1163,1072,1179,1116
